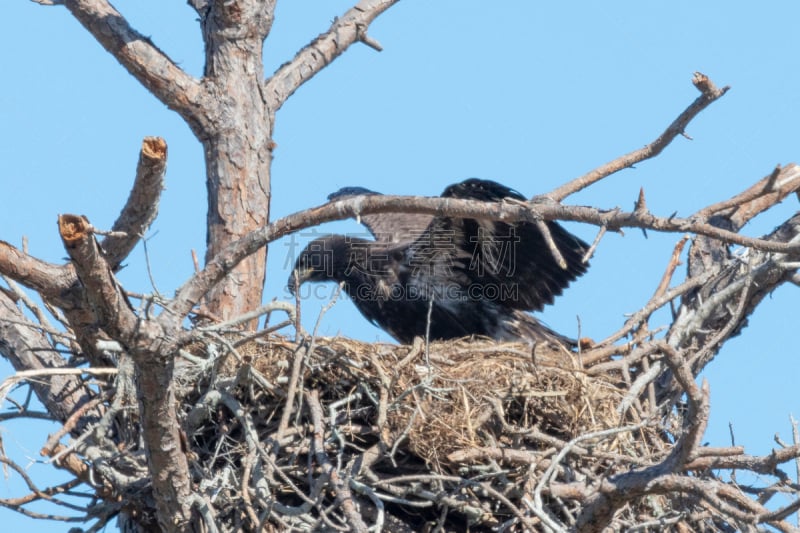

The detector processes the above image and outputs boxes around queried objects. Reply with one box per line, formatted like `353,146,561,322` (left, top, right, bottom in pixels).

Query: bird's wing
328,186,434,245
432,178,589,312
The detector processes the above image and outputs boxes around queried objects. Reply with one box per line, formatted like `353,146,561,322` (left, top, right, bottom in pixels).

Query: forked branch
57,215,139,341
265,0,400,110
57,213,192,531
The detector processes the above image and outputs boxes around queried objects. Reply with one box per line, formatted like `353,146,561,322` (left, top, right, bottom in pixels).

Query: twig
0,277,60,340
273,344,307,453
582,225,608,263
424,293,434,367
0,456,88,514
191,249,201,274
548,72,729,201
40,391,111,456
652,235,690,301
306,389,370,533
141,235,162,299
231,319,293,347
683,444,800,476
598,271,713,347
356,23,384,52
0,315,74,343
615,345,663,416
534,219,568,269
265,0,400,110
293,269,305,340
240,451,260,528
312,284,343,338
0,367,117,408
199,301,296,333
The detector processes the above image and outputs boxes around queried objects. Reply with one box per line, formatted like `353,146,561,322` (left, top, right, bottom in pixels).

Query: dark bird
288,178,589,347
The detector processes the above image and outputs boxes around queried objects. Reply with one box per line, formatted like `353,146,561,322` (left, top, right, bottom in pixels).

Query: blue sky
1,1,799,529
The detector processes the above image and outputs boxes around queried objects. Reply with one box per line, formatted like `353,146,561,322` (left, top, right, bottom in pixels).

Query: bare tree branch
561,474,794,532
659,211,800,399
167,167,800,323
58,0,205,129
56,213,192,532
0,292,93,423
0,456,87,517
306,389,370,533
0,241,72,298
684,444,800,475
697,164,781,221
0,137,170,364
548,72,729,201
102,137,168,269
265,0,400,110
0,239,118,365
58,215,139,340
658,342,710,467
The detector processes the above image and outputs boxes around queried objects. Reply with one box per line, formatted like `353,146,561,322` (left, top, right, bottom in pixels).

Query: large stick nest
247,337,640,466
162,332,709,532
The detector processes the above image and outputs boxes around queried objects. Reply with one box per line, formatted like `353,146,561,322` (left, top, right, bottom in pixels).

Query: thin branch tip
549,73,729,201
692,71,729,99
635,188,647,213
357,24,384,51
266,0,399,109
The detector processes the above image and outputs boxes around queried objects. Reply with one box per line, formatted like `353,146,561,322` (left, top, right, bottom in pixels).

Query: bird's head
327,186,379,201
287,236,341,295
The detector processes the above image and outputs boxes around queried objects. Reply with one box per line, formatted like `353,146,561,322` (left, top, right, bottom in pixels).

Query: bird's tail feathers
504,310,577,350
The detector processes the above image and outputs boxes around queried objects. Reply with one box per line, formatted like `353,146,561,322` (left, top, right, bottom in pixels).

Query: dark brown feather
290,179,589,347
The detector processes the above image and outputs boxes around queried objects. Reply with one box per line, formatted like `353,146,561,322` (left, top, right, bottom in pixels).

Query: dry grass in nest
170,333,698,530
207,334,653,469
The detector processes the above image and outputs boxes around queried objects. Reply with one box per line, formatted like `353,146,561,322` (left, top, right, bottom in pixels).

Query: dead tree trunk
194,1,275,322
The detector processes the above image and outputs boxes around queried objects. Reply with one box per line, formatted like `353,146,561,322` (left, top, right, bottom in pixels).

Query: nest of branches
244,337,638,464
145,331,756,532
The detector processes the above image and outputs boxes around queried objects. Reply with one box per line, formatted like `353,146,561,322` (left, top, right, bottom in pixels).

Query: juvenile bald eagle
288,178,588,347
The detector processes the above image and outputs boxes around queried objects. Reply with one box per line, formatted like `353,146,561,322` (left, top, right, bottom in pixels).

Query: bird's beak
287,268,308,296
